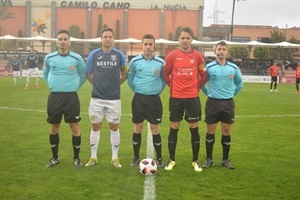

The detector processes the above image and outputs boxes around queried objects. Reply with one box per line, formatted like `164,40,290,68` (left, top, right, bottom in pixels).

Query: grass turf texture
0,76,299,200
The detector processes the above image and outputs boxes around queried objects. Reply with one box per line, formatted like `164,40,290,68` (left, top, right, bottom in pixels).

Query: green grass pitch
0,76,299,200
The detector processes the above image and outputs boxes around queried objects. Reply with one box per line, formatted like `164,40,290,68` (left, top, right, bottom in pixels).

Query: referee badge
70,65,75,71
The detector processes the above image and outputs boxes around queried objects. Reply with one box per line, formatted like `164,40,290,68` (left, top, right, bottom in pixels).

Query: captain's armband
120,66,126,71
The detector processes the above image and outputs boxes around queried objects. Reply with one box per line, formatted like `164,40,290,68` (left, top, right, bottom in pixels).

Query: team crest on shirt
111,55,117,62
190,58,195,64
154,69,159,75
70,65,75,71
229,74,234,79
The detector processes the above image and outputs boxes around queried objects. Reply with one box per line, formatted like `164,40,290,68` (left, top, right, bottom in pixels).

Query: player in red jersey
296,62,300,94
268,62,279,92
163,27,206,172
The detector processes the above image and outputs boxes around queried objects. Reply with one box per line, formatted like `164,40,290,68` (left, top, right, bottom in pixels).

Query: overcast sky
203,0,300,29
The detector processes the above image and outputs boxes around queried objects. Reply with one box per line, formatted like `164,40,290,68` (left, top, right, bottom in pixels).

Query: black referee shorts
47,92,81,124
205,97,235,124
131,93,162,124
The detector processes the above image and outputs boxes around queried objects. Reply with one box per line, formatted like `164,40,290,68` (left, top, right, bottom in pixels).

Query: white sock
36,76,39,84
90,130,100,158
26,76,30,86
110,129,120,159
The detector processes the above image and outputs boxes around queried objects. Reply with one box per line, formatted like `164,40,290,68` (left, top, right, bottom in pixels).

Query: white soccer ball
139,158,157,176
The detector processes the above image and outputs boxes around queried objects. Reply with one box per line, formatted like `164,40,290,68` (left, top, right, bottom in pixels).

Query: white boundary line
1,107,300,118
1,106,299,200
1,106,159,199
0,107,46,113
142,122,156,200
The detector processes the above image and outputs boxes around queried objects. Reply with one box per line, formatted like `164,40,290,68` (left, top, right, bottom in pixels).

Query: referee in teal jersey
43,30,86,168
202,41,243,170
127,34,166,168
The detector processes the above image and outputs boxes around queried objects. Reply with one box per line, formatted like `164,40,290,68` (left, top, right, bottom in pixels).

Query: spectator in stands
268,62,279,92
280,61,285,77
296,62,300,94
255,64,261,75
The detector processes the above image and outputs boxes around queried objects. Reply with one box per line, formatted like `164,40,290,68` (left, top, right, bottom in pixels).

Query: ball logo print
139,158,157,176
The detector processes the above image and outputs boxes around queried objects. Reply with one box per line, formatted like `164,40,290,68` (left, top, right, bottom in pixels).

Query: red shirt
296,66,300,78
268,65,278,77
164,48,206,98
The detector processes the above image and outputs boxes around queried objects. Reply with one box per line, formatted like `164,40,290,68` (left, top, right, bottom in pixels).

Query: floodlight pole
230,0,245,41
230,0,236,41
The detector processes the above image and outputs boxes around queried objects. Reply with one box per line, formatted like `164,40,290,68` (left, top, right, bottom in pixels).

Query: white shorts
28,67,40,76
13,71,21,77
88,98,121,124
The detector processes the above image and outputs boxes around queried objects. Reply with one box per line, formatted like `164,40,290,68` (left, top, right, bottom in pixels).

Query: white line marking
0,107,45,112
236,114,300,117
1,106,159,199
1,106,299,199
1,107,300,118
143,123,156,200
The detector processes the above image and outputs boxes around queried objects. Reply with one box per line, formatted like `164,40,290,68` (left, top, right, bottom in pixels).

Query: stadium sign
1,0,204,10
60,1,187,10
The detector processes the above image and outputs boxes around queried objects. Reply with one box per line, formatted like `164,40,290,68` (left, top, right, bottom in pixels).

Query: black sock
190,127,200,162
72,135,81,159
50,133,59,159
205,133,215,159
168,128,178,161
152,134,162,160
132,132,141,159
221,135,231,160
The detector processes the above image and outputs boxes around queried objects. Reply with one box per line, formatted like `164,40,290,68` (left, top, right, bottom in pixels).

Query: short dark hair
142,34,155,43
214,41,228,54
178,27,194,38
101,28,114,37
215,40,227,47
57,30,70,38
